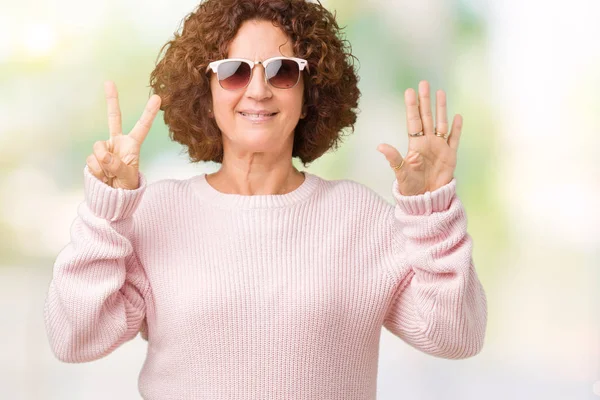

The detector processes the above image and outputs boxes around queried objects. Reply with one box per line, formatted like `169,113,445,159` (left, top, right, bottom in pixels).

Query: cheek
211,93,238,120
293,86,305,113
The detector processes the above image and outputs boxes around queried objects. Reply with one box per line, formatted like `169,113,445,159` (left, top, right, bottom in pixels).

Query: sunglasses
207,56,308,91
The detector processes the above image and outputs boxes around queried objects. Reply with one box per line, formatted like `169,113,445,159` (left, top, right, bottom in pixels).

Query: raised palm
377,80,462,196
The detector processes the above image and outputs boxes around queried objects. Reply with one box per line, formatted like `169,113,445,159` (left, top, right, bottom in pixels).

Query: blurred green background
1,0,599,398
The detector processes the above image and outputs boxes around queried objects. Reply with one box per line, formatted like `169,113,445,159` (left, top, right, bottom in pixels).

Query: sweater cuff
83,165,147,221
392,178,456,215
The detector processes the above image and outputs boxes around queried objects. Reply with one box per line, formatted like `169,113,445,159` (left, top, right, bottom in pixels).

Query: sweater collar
192,171,320,209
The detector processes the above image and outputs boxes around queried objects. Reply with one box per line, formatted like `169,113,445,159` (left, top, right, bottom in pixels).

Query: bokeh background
1,0,599,398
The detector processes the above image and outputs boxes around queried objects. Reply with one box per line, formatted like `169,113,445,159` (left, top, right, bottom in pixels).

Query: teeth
240,112,275,117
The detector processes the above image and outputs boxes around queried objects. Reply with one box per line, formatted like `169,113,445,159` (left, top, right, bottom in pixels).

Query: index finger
404,88,423,136
104,81,123,138
128,95,162,144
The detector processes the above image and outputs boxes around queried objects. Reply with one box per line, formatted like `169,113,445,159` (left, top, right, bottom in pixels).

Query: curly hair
149,0,360,167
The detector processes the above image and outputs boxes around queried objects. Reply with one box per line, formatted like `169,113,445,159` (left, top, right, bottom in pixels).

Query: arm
43,165,150,363
383,178,487,359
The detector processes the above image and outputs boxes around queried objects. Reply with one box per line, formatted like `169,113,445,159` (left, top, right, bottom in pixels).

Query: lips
238,111,278,117
237,111,278,122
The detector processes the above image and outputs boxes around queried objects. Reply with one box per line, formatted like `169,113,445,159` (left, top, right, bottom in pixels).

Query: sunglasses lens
266,59,300,89
217,61,251,90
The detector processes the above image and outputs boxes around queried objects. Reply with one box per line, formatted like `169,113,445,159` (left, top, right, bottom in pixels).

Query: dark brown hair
149,0,360,166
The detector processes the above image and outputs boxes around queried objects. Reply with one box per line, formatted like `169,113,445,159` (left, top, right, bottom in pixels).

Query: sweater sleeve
382,178,488,359
43,165,150,363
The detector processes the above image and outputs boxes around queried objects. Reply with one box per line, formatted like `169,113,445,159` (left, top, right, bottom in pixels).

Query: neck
206,162,305,196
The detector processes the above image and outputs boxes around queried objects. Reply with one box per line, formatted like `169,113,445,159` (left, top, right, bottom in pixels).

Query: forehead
227,19,295,60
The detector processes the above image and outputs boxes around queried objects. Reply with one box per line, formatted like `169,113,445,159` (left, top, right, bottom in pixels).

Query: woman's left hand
377,80,462,196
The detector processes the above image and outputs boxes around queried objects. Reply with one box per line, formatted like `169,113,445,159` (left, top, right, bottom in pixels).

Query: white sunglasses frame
206,56,308,90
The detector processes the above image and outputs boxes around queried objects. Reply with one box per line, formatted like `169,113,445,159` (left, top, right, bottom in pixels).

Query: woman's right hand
86,81,162,190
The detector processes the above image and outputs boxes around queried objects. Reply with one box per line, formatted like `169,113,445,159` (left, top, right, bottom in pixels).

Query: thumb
377,143,404,168
103,152,134,181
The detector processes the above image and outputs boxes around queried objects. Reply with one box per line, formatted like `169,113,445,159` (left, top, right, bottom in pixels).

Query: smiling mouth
237,112,279,122
238,112,278,117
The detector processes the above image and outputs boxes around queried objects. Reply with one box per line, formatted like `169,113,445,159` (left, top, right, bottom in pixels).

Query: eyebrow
226,53,295,61
227,57,264,61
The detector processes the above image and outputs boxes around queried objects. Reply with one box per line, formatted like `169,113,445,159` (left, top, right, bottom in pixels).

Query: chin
236,135,282,152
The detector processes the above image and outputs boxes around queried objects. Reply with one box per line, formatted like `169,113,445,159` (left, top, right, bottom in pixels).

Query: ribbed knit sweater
44,165,487,400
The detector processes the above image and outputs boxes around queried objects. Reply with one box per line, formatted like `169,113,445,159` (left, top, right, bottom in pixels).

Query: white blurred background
1,0,598,398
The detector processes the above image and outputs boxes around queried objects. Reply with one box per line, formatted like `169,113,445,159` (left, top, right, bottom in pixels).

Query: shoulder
129,174,200,239
309,174,397,243
313,174,394,215
146,174,196,192
136,172,200,209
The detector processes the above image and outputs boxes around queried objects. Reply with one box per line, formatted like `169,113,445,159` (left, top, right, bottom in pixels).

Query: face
209,20,305,156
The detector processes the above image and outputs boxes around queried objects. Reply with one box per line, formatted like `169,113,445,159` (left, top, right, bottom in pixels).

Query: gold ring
435,130,449,139
408,131,424,137
391,159,404,170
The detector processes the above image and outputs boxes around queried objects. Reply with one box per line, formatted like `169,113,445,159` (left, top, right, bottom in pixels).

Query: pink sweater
44,165,487,400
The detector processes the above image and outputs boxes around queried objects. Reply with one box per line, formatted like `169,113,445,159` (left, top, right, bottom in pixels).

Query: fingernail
104,154,112,164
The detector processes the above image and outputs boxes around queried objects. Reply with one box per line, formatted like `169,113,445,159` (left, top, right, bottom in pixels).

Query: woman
44,0,487,399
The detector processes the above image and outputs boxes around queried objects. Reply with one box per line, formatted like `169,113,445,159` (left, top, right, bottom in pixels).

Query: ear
300,105,308,119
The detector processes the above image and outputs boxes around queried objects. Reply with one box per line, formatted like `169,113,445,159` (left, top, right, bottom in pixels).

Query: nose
244,64,272,101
